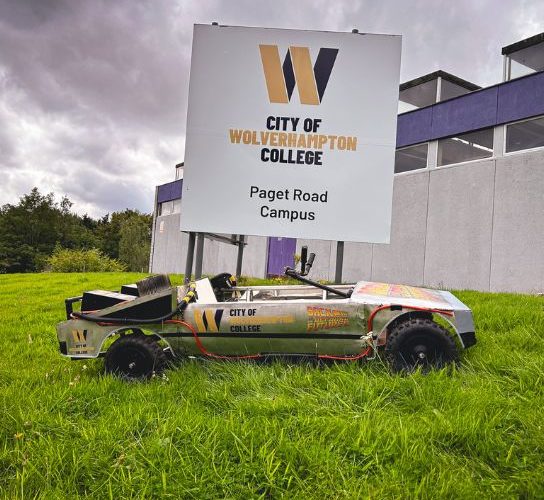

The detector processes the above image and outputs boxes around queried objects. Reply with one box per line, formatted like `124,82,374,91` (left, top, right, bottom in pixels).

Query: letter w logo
71,329,88,343
259,45,339,105
193,309,224,333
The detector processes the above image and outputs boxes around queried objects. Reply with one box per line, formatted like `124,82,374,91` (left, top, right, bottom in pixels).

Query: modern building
149,33,544,294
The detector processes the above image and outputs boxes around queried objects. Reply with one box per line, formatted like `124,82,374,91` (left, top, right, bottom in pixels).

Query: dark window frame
437,128,494,168
505,115,544,154
394,142,429,174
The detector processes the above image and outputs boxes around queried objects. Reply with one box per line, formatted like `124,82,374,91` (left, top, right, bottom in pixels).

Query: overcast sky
0,0,542,217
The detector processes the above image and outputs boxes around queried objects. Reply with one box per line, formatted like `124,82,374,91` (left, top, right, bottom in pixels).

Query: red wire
317,346,372,361
73,302,453,363
165,319,261,359
367,304,454,332
166,319,372,362
317,304,455,361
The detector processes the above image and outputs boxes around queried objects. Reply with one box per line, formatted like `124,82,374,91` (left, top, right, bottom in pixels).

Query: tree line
0,188,152,273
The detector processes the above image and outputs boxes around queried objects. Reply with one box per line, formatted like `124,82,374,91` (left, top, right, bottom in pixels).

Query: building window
173,199,181,213
158,199,181,216
395,143,428,173
502,34,544,81
505,115,544,153
175,164,184,180
437,129,493,167
158,201,173,216
509,59,536,80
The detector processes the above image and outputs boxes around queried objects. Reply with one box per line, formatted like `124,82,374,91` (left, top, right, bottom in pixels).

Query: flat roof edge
502,32,544,55
400,70,480,92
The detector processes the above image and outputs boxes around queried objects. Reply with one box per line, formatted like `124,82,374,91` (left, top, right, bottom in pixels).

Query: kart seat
195,278,217,304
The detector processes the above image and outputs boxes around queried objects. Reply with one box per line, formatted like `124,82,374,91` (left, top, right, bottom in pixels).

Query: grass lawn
0,272,543,498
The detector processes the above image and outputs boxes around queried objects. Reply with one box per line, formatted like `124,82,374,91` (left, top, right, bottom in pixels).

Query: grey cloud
57,166,153,215
0,0,190,130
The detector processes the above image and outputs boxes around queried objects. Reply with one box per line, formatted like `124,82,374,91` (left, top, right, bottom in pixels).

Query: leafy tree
81,214,98,231
0,188,67,272
95,210,142,260
0,188,152,273
118,213,152,272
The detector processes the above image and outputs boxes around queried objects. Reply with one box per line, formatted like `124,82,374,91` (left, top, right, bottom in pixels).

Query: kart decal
68,329,94,354
71,329,88,343
193,309,224,332
228,307,294,324
228,308,295,333
307,307,349,332
68,346,94,354
354,282,444,303
194,308,295,333
230,315,295,326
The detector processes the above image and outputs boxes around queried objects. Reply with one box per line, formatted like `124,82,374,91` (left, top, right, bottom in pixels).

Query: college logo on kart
69,329,94,354
193,309,224,333
71,329,88,343
259,45,338,104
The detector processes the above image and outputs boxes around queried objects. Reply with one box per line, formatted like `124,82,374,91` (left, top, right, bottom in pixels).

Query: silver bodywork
56,280,475,360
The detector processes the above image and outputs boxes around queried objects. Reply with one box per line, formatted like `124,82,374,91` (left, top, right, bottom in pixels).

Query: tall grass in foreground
0,273,543,498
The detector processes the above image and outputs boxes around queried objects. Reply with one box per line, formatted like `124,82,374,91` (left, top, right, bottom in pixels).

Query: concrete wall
149,214,186,274
150,213,268,277
371,172,429,285
424,160,495,290
151,150,544,293
336,150,542,293
490,152,544,293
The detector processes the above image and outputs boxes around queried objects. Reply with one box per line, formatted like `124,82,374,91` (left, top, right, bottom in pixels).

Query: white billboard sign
181,25,401,243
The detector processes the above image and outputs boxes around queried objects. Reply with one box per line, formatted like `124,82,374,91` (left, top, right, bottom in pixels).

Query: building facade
149,34,544,294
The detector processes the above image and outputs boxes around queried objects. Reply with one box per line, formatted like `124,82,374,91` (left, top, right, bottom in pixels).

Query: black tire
105,335,167,380
385,318,459,373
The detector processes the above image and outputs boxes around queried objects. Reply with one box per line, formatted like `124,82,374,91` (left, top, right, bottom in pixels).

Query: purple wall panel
497,71,544,124
396,107,432,148
396,72,544,148
157,180,183,203
430,87,498,139
267,237,296,275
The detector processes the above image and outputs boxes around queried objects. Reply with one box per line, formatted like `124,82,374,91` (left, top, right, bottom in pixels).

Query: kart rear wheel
105,334,167,380
385,318,458,373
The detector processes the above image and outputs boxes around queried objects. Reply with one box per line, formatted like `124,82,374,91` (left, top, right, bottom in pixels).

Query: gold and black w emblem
259,45,338,105
193,309,224,333
71,329,88,343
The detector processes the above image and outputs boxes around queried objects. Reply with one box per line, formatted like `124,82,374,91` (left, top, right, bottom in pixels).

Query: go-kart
57,248,476,379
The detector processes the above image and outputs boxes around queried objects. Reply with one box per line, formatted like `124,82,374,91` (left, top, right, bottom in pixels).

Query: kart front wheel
385,318,458,373
105,334,167,380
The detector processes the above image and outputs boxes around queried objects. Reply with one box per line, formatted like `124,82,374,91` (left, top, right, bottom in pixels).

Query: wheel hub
120,347,149,376
414,344,428,360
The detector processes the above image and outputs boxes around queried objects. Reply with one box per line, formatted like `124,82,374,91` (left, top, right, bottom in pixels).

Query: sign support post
194,233,205,279
235,235,245,279
335,241,344,283
184,232,196,284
